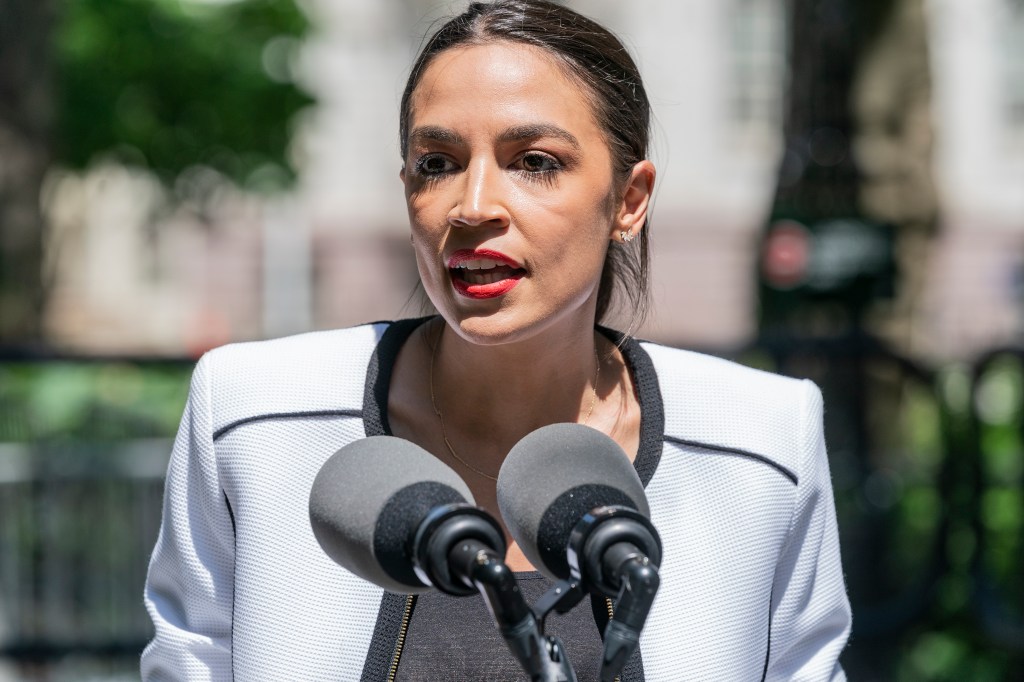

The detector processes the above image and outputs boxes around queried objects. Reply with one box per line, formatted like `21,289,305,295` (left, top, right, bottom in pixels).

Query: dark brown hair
400,0,653,329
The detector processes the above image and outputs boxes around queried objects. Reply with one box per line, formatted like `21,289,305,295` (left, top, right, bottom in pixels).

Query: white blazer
142,318,851,680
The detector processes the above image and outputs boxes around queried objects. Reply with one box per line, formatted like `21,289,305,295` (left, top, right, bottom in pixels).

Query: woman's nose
447,161,509,228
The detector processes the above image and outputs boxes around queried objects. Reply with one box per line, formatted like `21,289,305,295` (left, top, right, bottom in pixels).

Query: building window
1001,1,1024,132
728,0,786,133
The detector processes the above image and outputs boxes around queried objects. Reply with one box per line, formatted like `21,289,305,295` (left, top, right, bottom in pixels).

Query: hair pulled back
400,0,653,328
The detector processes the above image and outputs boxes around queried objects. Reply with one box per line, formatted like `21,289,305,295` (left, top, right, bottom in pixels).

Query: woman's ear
611,160,656,242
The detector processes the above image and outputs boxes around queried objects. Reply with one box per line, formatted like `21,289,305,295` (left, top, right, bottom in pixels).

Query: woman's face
402,41,635,346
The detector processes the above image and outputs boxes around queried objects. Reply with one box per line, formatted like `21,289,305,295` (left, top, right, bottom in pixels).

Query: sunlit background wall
12,0,1024,360
1,0,1023,679
32,0,792,355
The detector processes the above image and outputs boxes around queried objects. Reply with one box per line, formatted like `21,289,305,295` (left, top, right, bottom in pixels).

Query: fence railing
0,356,191,681
0,338,1021,680
0,440,167,658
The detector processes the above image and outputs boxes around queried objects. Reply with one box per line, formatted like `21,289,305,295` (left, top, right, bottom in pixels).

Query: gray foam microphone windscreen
309,436,474,593
496,423,648,579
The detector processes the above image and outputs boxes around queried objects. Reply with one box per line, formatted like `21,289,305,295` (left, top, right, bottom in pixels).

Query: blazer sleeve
764,380,852,681
141,354,235,680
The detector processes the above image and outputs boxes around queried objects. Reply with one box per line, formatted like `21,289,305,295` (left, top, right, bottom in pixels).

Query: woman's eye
415,154,456,176
517,153,560,174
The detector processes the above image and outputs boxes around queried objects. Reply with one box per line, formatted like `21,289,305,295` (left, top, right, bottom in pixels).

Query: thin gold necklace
428,325,601,481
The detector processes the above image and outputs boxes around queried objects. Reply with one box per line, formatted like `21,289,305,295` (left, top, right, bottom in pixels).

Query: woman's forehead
407,41,601,138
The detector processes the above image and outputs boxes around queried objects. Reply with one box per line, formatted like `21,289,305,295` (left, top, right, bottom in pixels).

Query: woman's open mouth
447,250,526,299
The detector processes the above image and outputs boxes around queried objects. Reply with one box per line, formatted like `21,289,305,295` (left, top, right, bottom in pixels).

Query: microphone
308,436,577,682
496,424,662,682
308,435,501,594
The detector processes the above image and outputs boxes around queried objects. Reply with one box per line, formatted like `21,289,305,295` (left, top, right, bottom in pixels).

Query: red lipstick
447,249,525,299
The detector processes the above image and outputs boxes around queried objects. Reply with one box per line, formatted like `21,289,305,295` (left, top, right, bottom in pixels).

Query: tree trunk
0,0,54,343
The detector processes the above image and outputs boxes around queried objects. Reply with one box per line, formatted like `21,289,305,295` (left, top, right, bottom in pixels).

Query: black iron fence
0,442,166,676
0,356,191,681
0,338,1020,681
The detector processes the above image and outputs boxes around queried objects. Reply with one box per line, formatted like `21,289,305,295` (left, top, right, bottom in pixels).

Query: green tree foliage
53,0,313,190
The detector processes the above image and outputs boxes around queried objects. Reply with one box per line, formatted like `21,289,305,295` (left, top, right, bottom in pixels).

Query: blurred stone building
39,0,1024,360
922,0,1024,358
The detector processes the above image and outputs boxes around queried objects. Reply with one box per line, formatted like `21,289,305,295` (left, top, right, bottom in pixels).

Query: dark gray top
395,571,605,681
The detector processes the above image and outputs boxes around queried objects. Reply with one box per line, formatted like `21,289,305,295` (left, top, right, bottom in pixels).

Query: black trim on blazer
601,328,665,488
360,318,429,680
224,492,238,682
662,435,799,486
360,592,415,682
362,317,431,437
760,584,775,682
210,318,422,442
212,409,363,442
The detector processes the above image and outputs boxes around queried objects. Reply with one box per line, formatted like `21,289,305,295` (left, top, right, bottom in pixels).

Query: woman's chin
443,310,530,347
440,306,593,350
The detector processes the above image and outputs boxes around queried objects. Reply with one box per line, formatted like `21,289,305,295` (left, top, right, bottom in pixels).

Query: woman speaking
142,1,851,679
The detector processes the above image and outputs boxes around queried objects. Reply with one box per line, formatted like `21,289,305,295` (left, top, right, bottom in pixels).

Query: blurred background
0,0,1022,679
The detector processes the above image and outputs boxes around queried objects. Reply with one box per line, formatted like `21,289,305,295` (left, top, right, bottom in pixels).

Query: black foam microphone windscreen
309,436,474,593
496,423,648,580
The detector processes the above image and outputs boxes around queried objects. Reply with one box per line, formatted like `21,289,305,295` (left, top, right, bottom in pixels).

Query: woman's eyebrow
408,125,464,146
498,124,581,150
409,123,581,150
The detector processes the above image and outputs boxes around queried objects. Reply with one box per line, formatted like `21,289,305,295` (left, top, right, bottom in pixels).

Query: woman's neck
388,314,641,485
428,318,603,445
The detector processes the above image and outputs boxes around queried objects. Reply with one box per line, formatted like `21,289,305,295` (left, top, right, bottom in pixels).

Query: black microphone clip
412,503,505,595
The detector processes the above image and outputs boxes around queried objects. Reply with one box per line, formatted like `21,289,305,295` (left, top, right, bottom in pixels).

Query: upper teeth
456,258,502,270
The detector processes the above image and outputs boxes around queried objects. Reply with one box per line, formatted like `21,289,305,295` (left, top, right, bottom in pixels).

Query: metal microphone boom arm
448,540,578,682
568,506,663,682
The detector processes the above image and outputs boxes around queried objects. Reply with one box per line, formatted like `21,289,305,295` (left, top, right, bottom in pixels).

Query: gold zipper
605,597,621,682
387,594,415,682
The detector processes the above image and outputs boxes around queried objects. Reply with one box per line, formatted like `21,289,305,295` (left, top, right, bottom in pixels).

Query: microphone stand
597,544,660,682
568,506,663,682
414,504,578,682
448,541,577,682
